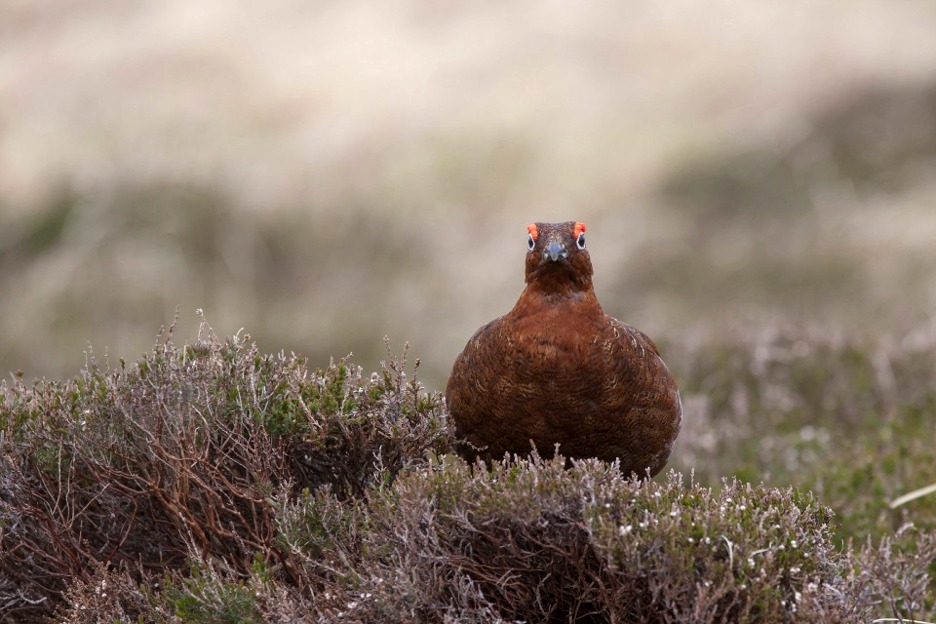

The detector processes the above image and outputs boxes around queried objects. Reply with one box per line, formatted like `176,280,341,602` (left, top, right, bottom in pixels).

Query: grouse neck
524,266,593,295
516,278,601,309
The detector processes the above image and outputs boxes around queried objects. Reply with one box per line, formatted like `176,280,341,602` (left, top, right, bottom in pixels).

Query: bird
445,221,682,478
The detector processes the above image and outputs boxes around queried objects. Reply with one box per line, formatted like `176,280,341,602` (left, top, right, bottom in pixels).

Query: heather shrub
0,325,447,622
1,328,935,623
55,561,153,624
313,455,935,623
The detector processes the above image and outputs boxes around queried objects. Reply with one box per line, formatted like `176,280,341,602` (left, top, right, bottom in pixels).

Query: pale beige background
2,1,936,389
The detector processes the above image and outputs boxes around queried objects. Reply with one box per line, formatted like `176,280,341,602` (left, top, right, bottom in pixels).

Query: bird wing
602,316,677,407
595,316,682,472
607,317,661,357
445,316,505,442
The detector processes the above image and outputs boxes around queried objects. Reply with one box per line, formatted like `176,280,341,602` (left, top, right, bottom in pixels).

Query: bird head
524,221,593,292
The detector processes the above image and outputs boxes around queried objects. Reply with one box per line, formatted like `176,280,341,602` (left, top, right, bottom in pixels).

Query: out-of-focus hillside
2,1,936,388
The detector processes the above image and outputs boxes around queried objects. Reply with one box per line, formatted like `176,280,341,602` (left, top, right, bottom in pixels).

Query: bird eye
527,234,536,251
576,233,586,250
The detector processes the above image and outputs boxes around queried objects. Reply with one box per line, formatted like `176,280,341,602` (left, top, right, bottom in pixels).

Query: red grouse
446,221,682,478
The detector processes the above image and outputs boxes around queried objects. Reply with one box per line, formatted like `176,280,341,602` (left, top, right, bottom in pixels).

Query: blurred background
2,1,936,390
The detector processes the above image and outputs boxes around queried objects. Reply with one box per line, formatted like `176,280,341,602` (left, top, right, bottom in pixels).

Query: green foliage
163,566,263,624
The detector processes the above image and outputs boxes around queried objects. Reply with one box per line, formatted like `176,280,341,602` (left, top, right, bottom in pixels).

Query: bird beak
544,241,568,262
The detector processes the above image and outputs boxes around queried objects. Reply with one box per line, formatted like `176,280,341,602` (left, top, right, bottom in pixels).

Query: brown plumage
446,221,682,478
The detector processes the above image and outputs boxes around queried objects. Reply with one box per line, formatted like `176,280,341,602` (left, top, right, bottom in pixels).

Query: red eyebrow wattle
527,224,539,240
574,222,586,237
